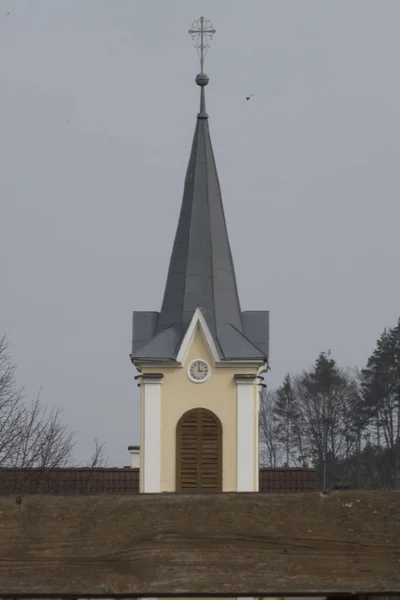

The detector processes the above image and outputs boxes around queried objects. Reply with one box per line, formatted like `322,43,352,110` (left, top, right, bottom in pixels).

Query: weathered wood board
0,492,399,597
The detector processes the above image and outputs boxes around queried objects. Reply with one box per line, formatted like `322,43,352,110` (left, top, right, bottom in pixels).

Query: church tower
130,17,269,494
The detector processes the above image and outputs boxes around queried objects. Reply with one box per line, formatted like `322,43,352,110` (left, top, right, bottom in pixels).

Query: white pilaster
141,374,163,493
235,374,257,492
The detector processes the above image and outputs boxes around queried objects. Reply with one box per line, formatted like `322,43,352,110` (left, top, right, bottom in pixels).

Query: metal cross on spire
188,16,216,73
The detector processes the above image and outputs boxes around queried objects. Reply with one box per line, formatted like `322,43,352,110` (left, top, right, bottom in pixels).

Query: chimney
128,445,140,469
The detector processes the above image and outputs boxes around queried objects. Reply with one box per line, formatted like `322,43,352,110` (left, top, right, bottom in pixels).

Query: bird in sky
246,93,254,101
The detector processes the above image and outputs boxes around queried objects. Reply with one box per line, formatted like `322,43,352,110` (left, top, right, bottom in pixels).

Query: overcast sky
1,0,400,465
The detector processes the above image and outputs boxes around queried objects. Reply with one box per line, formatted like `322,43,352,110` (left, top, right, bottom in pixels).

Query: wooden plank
0,492,399,597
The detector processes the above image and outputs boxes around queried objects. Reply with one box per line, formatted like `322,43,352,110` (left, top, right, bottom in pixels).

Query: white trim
176,307,221,365
215,360,265,368
142,377,162,493
137,359,265,370
236,378,257,491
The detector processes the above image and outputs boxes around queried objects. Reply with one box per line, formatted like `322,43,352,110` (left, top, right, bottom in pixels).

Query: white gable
176,308,221,365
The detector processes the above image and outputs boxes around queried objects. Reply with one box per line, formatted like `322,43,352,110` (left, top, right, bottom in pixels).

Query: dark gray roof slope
131,82,269,362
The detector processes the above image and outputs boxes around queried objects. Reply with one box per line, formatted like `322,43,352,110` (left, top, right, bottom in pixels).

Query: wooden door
176,408,222,492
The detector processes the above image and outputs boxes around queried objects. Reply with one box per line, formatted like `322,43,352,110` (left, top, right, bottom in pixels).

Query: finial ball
195,72,210,86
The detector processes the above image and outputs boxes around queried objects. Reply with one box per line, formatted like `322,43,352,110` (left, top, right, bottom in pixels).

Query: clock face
188,359,210,383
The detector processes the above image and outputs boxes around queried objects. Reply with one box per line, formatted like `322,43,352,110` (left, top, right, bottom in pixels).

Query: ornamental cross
188,16,216,73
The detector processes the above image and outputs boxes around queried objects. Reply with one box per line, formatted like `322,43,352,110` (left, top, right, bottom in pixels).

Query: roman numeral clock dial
188,359,210,383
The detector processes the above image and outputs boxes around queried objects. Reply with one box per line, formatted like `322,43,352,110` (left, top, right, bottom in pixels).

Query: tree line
0,335,108,468
260,318,400,490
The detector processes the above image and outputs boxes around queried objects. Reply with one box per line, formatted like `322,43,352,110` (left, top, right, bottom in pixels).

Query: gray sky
1,0,400,465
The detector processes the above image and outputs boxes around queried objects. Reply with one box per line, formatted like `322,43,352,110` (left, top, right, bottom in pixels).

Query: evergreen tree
361,319,400,488
260,317,400,489
295,352,357,488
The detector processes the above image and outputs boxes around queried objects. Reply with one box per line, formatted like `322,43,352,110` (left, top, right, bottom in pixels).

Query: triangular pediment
176,308,221,366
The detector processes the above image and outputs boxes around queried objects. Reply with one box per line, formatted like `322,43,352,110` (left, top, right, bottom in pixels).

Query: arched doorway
176,408,222,492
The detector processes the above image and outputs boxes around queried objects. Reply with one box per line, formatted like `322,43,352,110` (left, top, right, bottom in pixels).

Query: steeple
157,73,243,339
131,18,269,363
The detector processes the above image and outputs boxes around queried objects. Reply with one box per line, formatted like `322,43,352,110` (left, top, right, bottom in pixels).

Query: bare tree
85,437,109,468
259,388,280,467
0,336,75,468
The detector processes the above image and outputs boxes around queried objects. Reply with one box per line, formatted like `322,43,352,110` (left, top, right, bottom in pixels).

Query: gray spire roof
157,85,243,339
131,77,269,363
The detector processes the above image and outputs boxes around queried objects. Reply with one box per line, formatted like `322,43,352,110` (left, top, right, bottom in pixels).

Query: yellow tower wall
141,325,260,493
